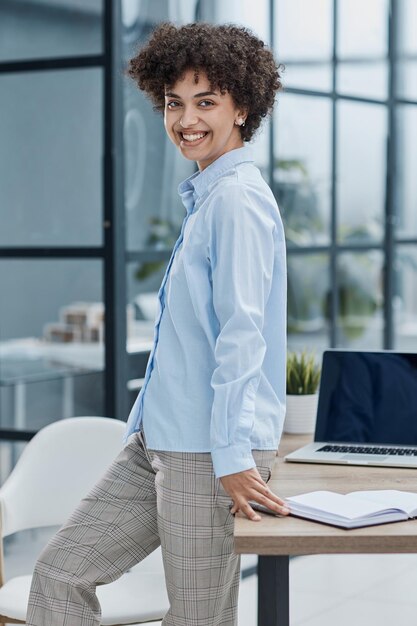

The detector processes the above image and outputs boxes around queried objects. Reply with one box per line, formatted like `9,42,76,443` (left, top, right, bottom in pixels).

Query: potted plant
284,351,321,434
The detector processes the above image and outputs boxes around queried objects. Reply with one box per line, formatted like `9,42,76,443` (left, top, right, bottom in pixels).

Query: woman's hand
220,467,290,521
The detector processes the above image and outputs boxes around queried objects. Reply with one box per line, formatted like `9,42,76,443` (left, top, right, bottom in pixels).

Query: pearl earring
235,118,246,127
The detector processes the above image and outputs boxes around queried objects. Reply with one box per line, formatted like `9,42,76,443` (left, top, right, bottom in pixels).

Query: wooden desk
234,434,417,626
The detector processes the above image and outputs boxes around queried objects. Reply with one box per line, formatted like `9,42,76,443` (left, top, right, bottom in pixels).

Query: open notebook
285,490,417,529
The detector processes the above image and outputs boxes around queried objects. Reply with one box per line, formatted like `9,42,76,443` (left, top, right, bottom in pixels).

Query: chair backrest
0,417,126,537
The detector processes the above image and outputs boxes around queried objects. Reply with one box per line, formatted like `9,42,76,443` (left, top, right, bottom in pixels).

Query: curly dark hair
127,22,283,142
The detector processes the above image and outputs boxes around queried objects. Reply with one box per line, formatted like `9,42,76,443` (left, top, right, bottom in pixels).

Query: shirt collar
178,145,254,212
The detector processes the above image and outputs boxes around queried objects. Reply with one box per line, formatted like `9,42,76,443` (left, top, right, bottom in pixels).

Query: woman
27,22,288,626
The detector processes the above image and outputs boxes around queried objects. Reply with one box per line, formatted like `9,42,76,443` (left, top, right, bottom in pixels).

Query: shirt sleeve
207,183,276,478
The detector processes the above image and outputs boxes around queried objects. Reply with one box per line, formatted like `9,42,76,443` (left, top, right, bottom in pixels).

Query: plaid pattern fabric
26,431,276,626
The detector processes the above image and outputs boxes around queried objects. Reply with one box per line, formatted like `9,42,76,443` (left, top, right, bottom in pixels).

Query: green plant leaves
286,351,321,395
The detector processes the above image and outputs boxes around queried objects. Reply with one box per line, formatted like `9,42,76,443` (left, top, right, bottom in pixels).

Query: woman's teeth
182,132,207,142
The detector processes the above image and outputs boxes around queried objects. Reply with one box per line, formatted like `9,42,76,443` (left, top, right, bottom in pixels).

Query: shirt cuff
211,443,256,478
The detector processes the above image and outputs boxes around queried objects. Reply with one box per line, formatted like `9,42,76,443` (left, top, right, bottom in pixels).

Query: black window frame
273,0,417,349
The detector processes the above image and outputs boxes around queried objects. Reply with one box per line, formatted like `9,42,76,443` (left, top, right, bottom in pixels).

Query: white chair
0,416,167,625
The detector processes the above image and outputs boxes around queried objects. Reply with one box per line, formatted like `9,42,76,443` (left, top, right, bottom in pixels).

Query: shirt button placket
138,210,193,406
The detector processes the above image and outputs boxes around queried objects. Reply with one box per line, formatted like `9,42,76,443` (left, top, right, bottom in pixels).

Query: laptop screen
314,351,417,445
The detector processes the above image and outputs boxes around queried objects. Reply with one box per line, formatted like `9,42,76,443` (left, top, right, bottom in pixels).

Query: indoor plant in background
284,351,321,434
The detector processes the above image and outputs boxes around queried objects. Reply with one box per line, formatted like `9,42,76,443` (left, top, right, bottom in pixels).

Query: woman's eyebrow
164,91,218,98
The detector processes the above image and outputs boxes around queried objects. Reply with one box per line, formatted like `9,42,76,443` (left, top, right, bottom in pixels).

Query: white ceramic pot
284,394,319,435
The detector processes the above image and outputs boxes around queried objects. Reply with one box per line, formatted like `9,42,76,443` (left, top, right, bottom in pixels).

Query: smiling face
164,69,246,171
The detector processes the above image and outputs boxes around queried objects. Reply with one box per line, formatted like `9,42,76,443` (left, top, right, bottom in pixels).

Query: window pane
287,253,330,353
275,0,333,91
0,260,104,433
397,0,417,101
396,106,417,238
281,66,333,92
336,251,384,348
122,0,199,31
394,246,417,351
0,0,102,62
337,0,388,100
274,94,332,245
337,62,388,100
337,101,387,244
203,0,270,43
337,0,388,57
0,69,103,247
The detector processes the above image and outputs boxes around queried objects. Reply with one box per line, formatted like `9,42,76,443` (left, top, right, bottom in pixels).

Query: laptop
285,350,417,468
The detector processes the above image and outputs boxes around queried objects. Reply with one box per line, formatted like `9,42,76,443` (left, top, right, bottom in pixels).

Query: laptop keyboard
317,444,417,456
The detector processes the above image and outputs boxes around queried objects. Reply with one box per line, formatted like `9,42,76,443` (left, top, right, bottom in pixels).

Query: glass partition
204,0,270,42
337,0,389,100
0,0,103,61
274,94,332,246
336,251,384,348
0,259,104,434
275,0,333,91
396,105,417,238
397,0,417,101
337,101,387,244
287,253,330,353
0,69,103,247
394,246,417,351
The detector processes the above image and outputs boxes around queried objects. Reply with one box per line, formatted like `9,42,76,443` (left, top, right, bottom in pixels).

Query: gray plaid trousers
26,430,276,626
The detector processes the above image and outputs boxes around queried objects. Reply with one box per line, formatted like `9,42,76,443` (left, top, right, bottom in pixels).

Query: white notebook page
349,490,417,516
287,491,403,520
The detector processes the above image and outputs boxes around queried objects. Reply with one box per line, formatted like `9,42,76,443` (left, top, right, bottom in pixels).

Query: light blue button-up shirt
125,146,287,478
